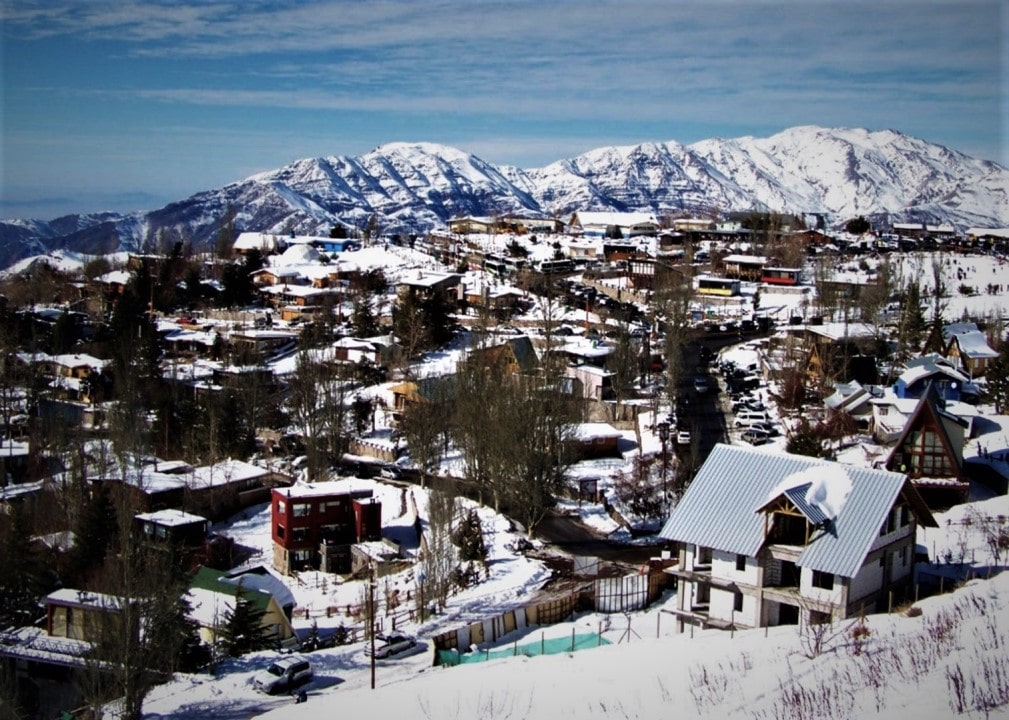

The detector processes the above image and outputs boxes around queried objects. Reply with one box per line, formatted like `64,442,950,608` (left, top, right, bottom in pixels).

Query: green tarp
436,633,609,666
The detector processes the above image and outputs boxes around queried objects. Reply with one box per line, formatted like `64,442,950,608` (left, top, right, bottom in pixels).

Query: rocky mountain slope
2,126,1006,267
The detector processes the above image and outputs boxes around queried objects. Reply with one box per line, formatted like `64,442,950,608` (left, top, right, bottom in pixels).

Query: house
569,212,659,238
884,384,970,509
188,565,296,647
659,444,936,631
447,216,498,234
135,508,209,546
233,232,282,256
944,328,999,379
721,254,766,282
893,355,971,402
45,589,137,643
823,380,874,430
270,482,382,575
396,270,463,309
568,423,622,459
783,322,879,390
387,374,457,428
465,336,538,376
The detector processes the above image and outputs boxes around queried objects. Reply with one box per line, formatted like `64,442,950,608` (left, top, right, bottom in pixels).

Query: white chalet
659,445,936,632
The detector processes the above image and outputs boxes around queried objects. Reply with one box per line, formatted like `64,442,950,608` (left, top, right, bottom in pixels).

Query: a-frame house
884,382,969,509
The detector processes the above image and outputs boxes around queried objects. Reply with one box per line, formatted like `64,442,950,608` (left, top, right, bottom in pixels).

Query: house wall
799,568,844,610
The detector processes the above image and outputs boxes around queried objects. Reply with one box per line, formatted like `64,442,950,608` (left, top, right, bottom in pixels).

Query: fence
430,566,670,665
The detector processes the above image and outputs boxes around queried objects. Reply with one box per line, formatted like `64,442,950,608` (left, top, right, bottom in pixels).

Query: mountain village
1,193,1009,719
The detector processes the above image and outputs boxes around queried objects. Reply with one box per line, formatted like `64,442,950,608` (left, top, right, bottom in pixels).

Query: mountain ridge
2,125,1006,268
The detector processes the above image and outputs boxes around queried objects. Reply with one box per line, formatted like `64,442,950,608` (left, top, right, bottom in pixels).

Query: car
676,430,692,446
749,422,781,437
367,632,417,659
693,376,712,394
735,410,772,427
254,656,313,694
741,428,770,445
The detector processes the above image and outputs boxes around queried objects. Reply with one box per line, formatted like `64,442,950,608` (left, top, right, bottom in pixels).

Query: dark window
733,592,743,612
811,570,834,590
276,524,285,539
900,505,910,527
736,554,746,572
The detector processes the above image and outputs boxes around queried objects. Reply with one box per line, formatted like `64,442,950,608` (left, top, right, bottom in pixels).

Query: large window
811,570,834,590
736,554,746,572
293,503,311,517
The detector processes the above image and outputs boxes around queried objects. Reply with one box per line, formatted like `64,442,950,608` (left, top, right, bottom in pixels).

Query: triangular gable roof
884,383,965,478
659,444,934,578
947,330,998,360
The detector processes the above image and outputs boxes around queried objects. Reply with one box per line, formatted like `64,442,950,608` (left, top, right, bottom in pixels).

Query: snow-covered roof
135,508,207,527
234,232,281,251
573,423,622,440
949,330,998,359
723,254,767,264
187,459,269,490
660,444,932,578
48,353,110,371
96,270,132,285
966,227,1009,239
572,211,658,228
898,361,968,387
275,243,321,266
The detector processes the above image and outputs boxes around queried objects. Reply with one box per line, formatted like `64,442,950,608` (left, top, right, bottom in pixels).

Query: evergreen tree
786,420,825,458
221,580,274,657
0,506,49,627
983,345,1009,414
350,294,380,338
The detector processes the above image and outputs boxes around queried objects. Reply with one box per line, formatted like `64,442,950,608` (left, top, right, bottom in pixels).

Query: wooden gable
884,385,968,508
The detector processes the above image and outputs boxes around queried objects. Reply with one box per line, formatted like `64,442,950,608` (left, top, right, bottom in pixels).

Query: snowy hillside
2,126,1007,268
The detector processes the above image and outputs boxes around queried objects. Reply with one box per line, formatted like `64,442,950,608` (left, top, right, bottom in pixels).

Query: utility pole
369,562,376,690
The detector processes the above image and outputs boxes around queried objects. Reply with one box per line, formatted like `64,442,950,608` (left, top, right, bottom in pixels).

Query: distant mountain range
2,125,1006,270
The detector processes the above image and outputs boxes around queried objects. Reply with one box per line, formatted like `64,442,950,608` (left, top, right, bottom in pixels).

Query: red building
270,484,382,575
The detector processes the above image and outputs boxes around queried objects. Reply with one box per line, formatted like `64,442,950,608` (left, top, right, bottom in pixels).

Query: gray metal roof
659,444,913,578
784,484,829,526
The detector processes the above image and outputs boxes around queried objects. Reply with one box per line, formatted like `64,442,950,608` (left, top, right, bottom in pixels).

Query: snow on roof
135,508,207,527
275,243,321,266
573,211,658,227
898,361,968,387
234,232,281,251
46,588,124,611
187,459,268,490
573,423,622,440
49,353,109,371
801,322,878,340
96,269,132,285
723,254,768,264
949,330,998,359
966,227,1009,239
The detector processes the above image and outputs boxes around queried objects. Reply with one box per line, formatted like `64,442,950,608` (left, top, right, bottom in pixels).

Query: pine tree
0,506,49,627
983,345,1009,414
221,581,274,657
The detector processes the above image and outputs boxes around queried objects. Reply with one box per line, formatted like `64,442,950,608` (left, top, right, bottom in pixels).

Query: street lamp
657,421,670,499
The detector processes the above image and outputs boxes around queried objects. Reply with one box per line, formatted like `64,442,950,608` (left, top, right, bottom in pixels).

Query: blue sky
1,0,1005,219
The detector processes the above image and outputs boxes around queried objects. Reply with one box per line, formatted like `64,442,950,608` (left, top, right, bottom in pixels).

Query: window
277,500,286,515
900,505,910,527
733,592,744,613
695,545,712,566
901,546,908,567
293,549,311,562
736,554,746,572
292,528,308,542
293,503,311,517
811,570,834,590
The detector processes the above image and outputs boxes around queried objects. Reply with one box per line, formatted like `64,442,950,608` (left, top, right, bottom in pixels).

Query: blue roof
659,444,920,578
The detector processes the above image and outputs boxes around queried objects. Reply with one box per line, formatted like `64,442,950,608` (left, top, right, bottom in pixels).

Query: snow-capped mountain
2,126,1006,268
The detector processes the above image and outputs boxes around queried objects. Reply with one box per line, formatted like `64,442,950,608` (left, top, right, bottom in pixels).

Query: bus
696,275,741,296
538,259,575,275
760,267,802,286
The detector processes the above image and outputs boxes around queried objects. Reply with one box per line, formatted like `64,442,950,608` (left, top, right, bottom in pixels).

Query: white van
735,410,772,427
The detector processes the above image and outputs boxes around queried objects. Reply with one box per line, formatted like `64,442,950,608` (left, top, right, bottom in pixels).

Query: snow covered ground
142,484,1009,720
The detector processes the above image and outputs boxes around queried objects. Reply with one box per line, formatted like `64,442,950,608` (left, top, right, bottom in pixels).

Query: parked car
366,632,417,659
749,422,781,437
741,428,770,445
676,429,692,446
693,376,712,394
254,656,313,694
